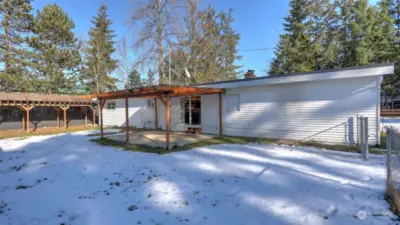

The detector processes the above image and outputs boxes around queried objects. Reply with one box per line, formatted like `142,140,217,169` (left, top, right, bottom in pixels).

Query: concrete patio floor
108,130,215,147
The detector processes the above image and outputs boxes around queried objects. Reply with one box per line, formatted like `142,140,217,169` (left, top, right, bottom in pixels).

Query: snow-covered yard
0,131,396,225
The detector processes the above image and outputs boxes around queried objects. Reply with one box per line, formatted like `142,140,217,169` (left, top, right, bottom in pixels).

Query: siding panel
219,76,379,145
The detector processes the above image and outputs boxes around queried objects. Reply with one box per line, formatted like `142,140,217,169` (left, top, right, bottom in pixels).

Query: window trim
106,102,116,110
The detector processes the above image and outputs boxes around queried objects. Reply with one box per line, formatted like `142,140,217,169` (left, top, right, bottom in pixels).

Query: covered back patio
0,92,96,132
92,85,225,150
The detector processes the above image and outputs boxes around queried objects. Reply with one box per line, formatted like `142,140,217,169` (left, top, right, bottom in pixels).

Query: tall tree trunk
4,0,9,91
157,0,164,83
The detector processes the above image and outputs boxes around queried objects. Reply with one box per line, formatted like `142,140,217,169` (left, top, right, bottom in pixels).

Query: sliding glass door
182,96,201,126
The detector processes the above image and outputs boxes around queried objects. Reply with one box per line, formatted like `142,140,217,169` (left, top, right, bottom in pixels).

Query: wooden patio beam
125,97,129,143
165,94,171,150
100,99,106,138
154,98,158,130
158,95,166,106
84,107,88,127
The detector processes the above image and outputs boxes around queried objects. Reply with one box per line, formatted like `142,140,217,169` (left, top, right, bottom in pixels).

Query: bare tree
116,36,134,88
129,0,182,83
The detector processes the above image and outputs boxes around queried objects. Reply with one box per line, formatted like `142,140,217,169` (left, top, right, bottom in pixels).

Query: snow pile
0,132,396,225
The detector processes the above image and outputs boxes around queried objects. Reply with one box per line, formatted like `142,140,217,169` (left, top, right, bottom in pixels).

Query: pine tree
146,69,155,86
309,0,341,70
376,0,400,102
125,69,141,89
269,0,314,74
0,0,33,92
284,0,314,73
82,4,118,93
269,34,290,75
29,3,81,94
339,0,377,67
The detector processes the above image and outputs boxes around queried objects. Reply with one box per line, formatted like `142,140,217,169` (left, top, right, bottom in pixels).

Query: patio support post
20,105,34,133
55,107,60,128
165,94,171,150
100,100,106,138
219,92,223,136
26,107,30,132
125,97,129,143
20,108,25,131
60,106,70,130
154,98,158,130
84,107,88,127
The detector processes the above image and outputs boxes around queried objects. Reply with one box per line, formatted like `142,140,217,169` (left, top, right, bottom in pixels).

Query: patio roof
90,85,225,100
0,92,92,106
92,85,225,151
0,92,95,132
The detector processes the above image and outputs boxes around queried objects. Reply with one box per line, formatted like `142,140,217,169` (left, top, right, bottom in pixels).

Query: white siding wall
219,76,380,145
101,75,381,145
154,95,220,134
102,98,155,128
156,97,186,131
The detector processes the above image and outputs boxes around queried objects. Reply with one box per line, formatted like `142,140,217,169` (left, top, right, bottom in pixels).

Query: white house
101,64,394,145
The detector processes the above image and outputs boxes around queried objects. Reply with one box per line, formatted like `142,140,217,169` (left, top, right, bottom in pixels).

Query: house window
107,102,116,110
227,95,240,112
181,96,201,125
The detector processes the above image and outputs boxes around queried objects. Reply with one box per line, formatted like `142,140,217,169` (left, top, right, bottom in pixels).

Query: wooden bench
185,127,202,134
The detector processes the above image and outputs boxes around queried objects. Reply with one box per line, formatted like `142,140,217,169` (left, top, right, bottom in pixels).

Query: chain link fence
386,127,400,212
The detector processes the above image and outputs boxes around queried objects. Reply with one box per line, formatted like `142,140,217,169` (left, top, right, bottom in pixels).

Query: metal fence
358,116,369,160
386,127,400,211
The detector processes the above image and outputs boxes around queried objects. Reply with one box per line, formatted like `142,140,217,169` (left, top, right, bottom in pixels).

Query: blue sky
31,0,379,78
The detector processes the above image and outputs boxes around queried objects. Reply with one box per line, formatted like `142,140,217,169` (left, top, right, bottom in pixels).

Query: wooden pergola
91,85,225,150
0,92,95,132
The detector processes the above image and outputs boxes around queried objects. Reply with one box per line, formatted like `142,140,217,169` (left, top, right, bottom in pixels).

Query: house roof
197,63,394,89
91,85,224,100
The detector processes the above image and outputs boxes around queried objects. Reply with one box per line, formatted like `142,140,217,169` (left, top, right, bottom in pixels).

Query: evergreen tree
29,3,81,94
339,0,377,67
309,0,341,70
125,69,141,89
82,4,118,93
283,0,314,73
377,0,400,102
0,0,33,92
146,69,155,86
269,34,290,75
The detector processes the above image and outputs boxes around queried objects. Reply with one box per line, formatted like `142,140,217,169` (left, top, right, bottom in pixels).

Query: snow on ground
0,131,397,225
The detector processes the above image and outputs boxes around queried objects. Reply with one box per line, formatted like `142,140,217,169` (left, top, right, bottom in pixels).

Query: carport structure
0,92,95,132
91,85,225,150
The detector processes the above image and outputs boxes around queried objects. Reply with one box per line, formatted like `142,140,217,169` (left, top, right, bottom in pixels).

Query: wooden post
154,98,158,130
100,100,105,138
93,109,96,126
219,92,223,136
165,94,171,150
56,108,60,128
21,108,25,130
26,108,30,132
125,97,129,143
84,107,88,127
21,105,34,133
63,108,67,129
